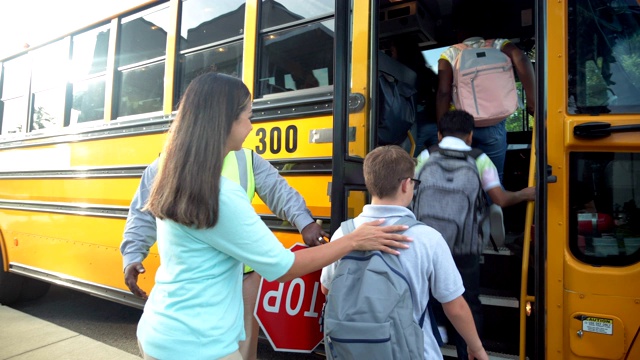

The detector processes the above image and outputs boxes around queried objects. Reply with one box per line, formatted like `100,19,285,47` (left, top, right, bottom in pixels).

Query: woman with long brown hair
136,73,411,360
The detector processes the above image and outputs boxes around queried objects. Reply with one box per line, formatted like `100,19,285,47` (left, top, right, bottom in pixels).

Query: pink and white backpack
452,40,518,127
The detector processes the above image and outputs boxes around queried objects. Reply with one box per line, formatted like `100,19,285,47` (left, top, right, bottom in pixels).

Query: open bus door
330,0,369,232
332,1,539,358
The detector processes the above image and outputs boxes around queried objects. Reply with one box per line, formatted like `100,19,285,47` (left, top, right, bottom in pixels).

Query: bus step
482,246,513,256
441,344,522,360
479,294,519,308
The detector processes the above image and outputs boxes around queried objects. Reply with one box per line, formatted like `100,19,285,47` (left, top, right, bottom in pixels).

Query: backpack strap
428,144,485,160
340,219,357,235
467,147,484,159
391,215,422,229
340,215,421,236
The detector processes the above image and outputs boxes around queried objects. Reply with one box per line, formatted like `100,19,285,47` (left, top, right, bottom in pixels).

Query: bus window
256,0,334,98
180,0,245,51
1,55,30,135
30,39,69,132
568,0,640,114
116,4,170,118
176,0,245,106
118,62,165,117
260,0,333,28
178,42,244,99
569,152,640,266
70,25,110,124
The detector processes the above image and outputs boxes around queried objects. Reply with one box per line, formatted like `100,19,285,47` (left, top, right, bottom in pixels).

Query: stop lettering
254,243,326,352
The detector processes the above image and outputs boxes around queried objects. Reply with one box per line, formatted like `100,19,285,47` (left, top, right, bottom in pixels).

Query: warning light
526,301,532,316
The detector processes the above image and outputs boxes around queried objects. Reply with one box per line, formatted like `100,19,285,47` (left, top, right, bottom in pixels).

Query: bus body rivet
577,330,583,338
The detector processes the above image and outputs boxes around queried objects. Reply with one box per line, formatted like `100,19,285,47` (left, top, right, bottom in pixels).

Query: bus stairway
441,343,524,360
437,238,527,359
472,233,529,358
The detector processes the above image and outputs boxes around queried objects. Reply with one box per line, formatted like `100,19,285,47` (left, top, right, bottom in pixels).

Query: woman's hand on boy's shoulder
349,219,412,255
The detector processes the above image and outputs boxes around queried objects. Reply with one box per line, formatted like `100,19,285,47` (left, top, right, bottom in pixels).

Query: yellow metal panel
0,134,166,168
563,254,640,359
68,133,166,166
0,144,72,171
163,0,180,115
565,256,640,300
349,0,372,158
565,290,638,360
272,231,306,250
242,0,258,95
346,191,366,219
0,178,140,206
1,209,133,290
253,175,331,218
546,0,569,358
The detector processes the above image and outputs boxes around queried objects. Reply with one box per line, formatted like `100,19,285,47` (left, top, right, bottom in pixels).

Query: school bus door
330,0,371,230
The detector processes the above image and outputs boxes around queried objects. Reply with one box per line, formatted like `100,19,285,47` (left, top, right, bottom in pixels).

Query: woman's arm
276,219,411,282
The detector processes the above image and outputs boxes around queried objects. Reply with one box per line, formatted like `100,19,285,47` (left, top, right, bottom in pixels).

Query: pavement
0,305,140,360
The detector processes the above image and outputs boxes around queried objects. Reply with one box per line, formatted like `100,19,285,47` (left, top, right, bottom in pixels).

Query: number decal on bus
255,125,298,154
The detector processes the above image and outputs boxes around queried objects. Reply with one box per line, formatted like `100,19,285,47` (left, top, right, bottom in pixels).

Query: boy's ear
465,131,473,145
400,178,410,193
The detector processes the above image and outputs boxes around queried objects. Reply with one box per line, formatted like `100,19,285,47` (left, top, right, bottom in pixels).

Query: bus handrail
519,123,537,360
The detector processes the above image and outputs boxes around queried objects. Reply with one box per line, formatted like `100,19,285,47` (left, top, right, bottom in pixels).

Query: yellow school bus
0,0,639,358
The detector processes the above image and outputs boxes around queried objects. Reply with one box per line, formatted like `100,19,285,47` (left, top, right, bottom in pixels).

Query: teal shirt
137,177,295,360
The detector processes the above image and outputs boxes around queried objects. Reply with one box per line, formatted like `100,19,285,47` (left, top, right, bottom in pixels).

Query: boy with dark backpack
321,145,488,360
413,110,535,359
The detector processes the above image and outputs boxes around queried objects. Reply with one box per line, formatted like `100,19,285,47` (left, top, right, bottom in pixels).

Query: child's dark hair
439,110,475,138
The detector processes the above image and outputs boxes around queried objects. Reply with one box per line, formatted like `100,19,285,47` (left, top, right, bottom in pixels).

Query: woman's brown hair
145,73,251,228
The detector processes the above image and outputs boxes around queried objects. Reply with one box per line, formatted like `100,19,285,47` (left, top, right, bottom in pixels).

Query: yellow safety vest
222,148,255,201
222,148,256,274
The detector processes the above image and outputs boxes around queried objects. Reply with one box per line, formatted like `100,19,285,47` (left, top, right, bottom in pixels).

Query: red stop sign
254,243,326,352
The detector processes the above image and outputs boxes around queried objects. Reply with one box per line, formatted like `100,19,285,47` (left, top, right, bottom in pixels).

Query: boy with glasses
321,145,488,360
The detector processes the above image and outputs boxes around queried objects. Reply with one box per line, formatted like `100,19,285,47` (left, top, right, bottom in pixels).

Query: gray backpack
322,216,427,360
413,146,489,255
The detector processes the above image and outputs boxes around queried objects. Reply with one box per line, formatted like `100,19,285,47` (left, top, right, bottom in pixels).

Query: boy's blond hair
364,145,415,199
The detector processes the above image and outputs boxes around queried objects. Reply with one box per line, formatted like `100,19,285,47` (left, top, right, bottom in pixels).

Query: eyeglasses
399,178,421,186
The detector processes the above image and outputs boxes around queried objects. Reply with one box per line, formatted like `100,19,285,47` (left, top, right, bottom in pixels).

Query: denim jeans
472,120,507,183
416,121,439,155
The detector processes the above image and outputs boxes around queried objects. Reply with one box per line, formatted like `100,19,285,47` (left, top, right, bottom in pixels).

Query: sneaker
490,204,506,248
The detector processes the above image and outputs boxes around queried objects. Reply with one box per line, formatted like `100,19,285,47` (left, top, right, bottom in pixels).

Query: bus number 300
254,126,298,155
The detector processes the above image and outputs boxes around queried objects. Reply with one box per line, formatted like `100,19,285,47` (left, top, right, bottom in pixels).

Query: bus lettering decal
285,125,298,153
269,126,282,154
255,128,267,154
254,126,298,155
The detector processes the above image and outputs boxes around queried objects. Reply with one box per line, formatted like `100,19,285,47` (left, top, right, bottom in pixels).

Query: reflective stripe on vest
221,148,257,275
221,148,255,201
